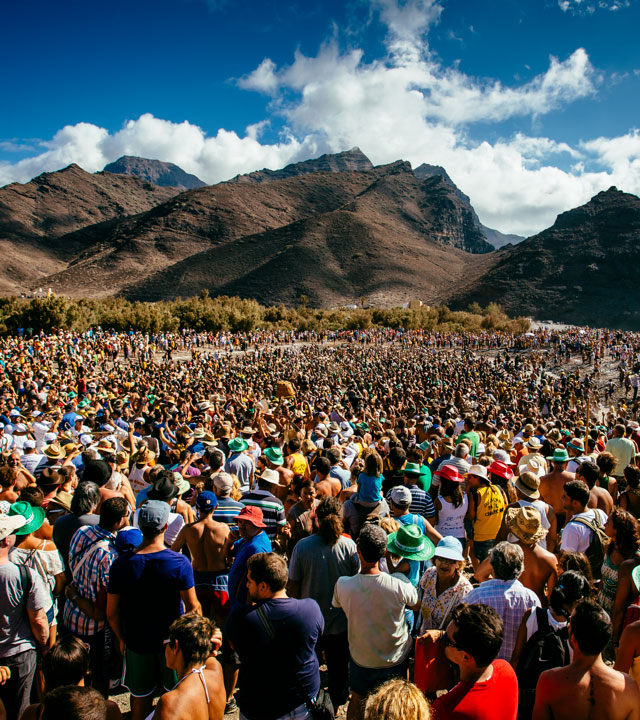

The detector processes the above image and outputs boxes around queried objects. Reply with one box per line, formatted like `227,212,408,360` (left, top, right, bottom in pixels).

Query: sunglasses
442,633,462,651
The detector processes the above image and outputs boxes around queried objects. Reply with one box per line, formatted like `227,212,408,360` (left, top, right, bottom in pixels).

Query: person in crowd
466,464,507,566
40,686,108,720
533,599,640,720
597,508,640,617
540,448,575,531
363,679,431,720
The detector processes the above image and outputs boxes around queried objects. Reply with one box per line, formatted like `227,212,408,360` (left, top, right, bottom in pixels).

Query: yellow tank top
474,485,506,542
290,452,308,476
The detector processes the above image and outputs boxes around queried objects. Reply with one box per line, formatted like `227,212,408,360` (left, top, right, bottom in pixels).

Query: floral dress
418,566,473,634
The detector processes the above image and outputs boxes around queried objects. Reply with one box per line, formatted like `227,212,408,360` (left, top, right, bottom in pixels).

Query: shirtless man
533,599,640,720
539,448,575,530
172,491,230,627
578,460,614,515
312,456,341,497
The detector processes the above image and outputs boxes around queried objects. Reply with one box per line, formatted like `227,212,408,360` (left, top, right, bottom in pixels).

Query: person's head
357,523,388,565
364,679,431,720
389,485,412,516
445,603,504,669
41,686,106,720
315,456,331,478
489,541,524,581
98,496,128,532
42,635,90,690
548,570,591,618
570,599,611,656
166,612,215,670
363,449,383,477
70,481,100,515
212,471,233,498
596,451,617,477
20,485,45,507
624,465,640,490
433,537,465,579
315,496,343,546
575,460,599,489
614,423,626,438
388,446,406,470
562,479,590,513
298,478,317,508
606,507,640,557
0,466,19,503
137,500,170,540
557,551,594,589
207,449,224,473
236,505,266,539
326,448,342,467
246,552,288,601
455,443,469,459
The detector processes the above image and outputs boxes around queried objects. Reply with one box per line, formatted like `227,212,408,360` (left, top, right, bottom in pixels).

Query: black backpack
516,608,570,690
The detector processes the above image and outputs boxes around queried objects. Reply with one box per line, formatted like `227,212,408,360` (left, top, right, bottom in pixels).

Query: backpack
568,511,608,579
516,608,570,690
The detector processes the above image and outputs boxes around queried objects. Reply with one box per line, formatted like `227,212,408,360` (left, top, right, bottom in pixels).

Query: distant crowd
0,325,640,720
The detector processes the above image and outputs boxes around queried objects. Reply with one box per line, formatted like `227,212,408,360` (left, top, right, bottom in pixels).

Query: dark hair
610,507,640,558
41,686,106,720
315,457,331,476
563,479,590,507
440,476,464,508
288,438,301,453
326,448,342,466
99,497,128,529
70,481,100,515
168,611,215,666
42,635,90,689
576,461,599,488
624,465,640,490
208,450,224,472
316,496,343,546
558,551,594,590
0,466,17,489
20,486,44,507
451,603,503,667
570,599,611,655
549,571,590,617
389,446,406,470
247,552,288,592
357,523,387,563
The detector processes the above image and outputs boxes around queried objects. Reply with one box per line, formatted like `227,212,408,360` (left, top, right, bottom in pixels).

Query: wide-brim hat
148,476,180,502
527,437,542,450
47,490,73,513
517,454,547,479
201,433,218,447
434,536,465,562
259,469,281,485
240,426,256,435
328,422,341,434
37,468,63,488
192,428,206,440
387,524,435,562
135,447,156,464
264,447,284,466
236,505,266,528
173,474,191,496
43,443,65,460
487,460,514,481
402,462,429,479
228,437,249,453
465,464,488,481
9,501,46,535
514,471,541,499
505,506,547,545
435,464,463,483
440,437,455,451
547,448,570,463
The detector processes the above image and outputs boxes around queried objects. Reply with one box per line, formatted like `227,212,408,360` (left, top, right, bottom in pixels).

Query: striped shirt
240,489,286,540
63,524,117,637
386,484,435,519
212,497,245,525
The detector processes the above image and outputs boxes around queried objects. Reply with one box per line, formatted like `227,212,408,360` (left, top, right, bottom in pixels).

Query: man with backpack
560,479,608,579
0,513,50,720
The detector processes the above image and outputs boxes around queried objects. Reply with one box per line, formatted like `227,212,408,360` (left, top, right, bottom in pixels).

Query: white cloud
0,0,637,237
559,0,630,12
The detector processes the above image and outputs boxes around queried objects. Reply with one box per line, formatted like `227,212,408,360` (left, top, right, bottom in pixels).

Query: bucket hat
434,536,465,562
236,505,267,528
504,506,547,545
259,469,281,485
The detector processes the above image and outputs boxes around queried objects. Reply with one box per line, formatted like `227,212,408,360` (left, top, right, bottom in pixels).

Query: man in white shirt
560,479,607,559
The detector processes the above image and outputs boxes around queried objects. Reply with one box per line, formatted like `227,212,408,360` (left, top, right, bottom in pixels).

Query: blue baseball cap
195,491,218,512
434,536,465,562
115,527,143,553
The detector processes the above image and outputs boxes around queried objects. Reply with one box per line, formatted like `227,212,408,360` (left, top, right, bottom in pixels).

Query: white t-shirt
436,494,468,538
333,572,417,669
560,508,607,553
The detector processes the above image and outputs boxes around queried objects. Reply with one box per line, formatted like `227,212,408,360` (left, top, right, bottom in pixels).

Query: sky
2,0,640,237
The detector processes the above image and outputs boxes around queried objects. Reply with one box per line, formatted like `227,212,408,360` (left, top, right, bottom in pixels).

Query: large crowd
0,326,640,720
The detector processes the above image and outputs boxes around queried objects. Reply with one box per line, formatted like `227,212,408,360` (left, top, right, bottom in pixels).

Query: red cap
487,460,514,481
236,505,266,528
434,464,463,484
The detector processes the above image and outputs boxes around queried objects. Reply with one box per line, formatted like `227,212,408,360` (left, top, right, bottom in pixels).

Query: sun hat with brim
82,460,112,488
527,437,542,450
504,506,547,545
264,447,284,466
514,472,541,499
172,474,191,496
148,475,180,502
434,536,465,562
465,464,488,481
435,464,464,484
9,501,46,535
402,462,428,478
440,438,455,452
47,490,73,513
259,469,281,485
387,524,435,562
228,437,249,454
43,443,66,460
37,468,63,488
517,454,547,479
240,426,257,435
487,460,514,481
492,449,514,466
236,505,267,528
567,438,585,452
547,448,570,463
0,513,27,541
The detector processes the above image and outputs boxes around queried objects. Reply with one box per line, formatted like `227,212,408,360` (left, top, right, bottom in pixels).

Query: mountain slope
104,156,206,189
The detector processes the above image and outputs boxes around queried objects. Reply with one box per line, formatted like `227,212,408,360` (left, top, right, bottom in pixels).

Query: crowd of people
0,325,640,720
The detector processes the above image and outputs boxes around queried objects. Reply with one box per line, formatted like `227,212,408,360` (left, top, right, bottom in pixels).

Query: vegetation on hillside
0,294,529,335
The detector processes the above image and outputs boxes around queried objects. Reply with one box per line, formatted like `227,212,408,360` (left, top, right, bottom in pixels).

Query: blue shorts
348,656,408,696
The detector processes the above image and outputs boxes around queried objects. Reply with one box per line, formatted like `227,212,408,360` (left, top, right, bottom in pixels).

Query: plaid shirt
464,579,540,661
63,525,117,637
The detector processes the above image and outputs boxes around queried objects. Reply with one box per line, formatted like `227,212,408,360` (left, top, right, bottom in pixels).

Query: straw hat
504,506,547,545
43,443,65,460
517,454,547,478
514,471,541,499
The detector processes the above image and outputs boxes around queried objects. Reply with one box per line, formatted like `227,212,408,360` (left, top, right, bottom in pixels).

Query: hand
0,666,10,684
417,630,444,645
210,628,223,656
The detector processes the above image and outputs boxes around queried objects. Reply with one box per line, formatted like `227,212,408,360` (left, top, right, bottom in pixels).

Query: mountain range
0,150,638,328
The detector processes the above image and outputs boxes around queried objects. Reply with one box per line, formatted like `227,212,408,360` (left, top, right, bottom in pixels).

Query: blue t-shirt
227,532,272,610
226,597,324,720
107,549,193,653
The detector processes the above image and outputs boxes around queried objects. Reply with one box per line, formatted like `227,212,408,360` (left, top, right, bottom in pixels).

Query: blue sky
2,0,639,236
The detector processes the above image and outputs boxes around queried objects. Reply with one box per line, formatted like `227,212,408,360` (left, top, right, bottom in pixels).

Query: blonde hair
364,679,430,720
379,517,401,535
230,475,243,501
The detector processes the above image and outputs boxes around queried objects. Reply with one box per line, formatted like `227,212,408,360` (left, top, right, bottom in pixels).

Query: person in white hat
240,469,287,542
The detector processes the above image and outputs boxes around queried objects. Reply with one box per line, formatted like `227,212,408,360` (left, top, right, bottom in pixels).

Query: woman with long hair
598,508,640,617
619,466,640,520
434,475,468,547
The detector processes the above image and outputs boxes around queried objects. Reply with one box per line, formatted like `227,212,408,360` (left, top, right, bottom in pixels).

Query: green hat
228,437,249,453
264,447,284,466
356,422,369,432
387,524,435,562
77,398,90,409
417,441,431,452
402,462,429,479
8,501,46,535
546,448,570,463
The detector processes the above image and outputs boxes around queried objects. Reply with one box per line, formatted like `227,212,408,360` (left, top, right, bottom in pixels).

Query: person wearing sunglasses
430,603,518,720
